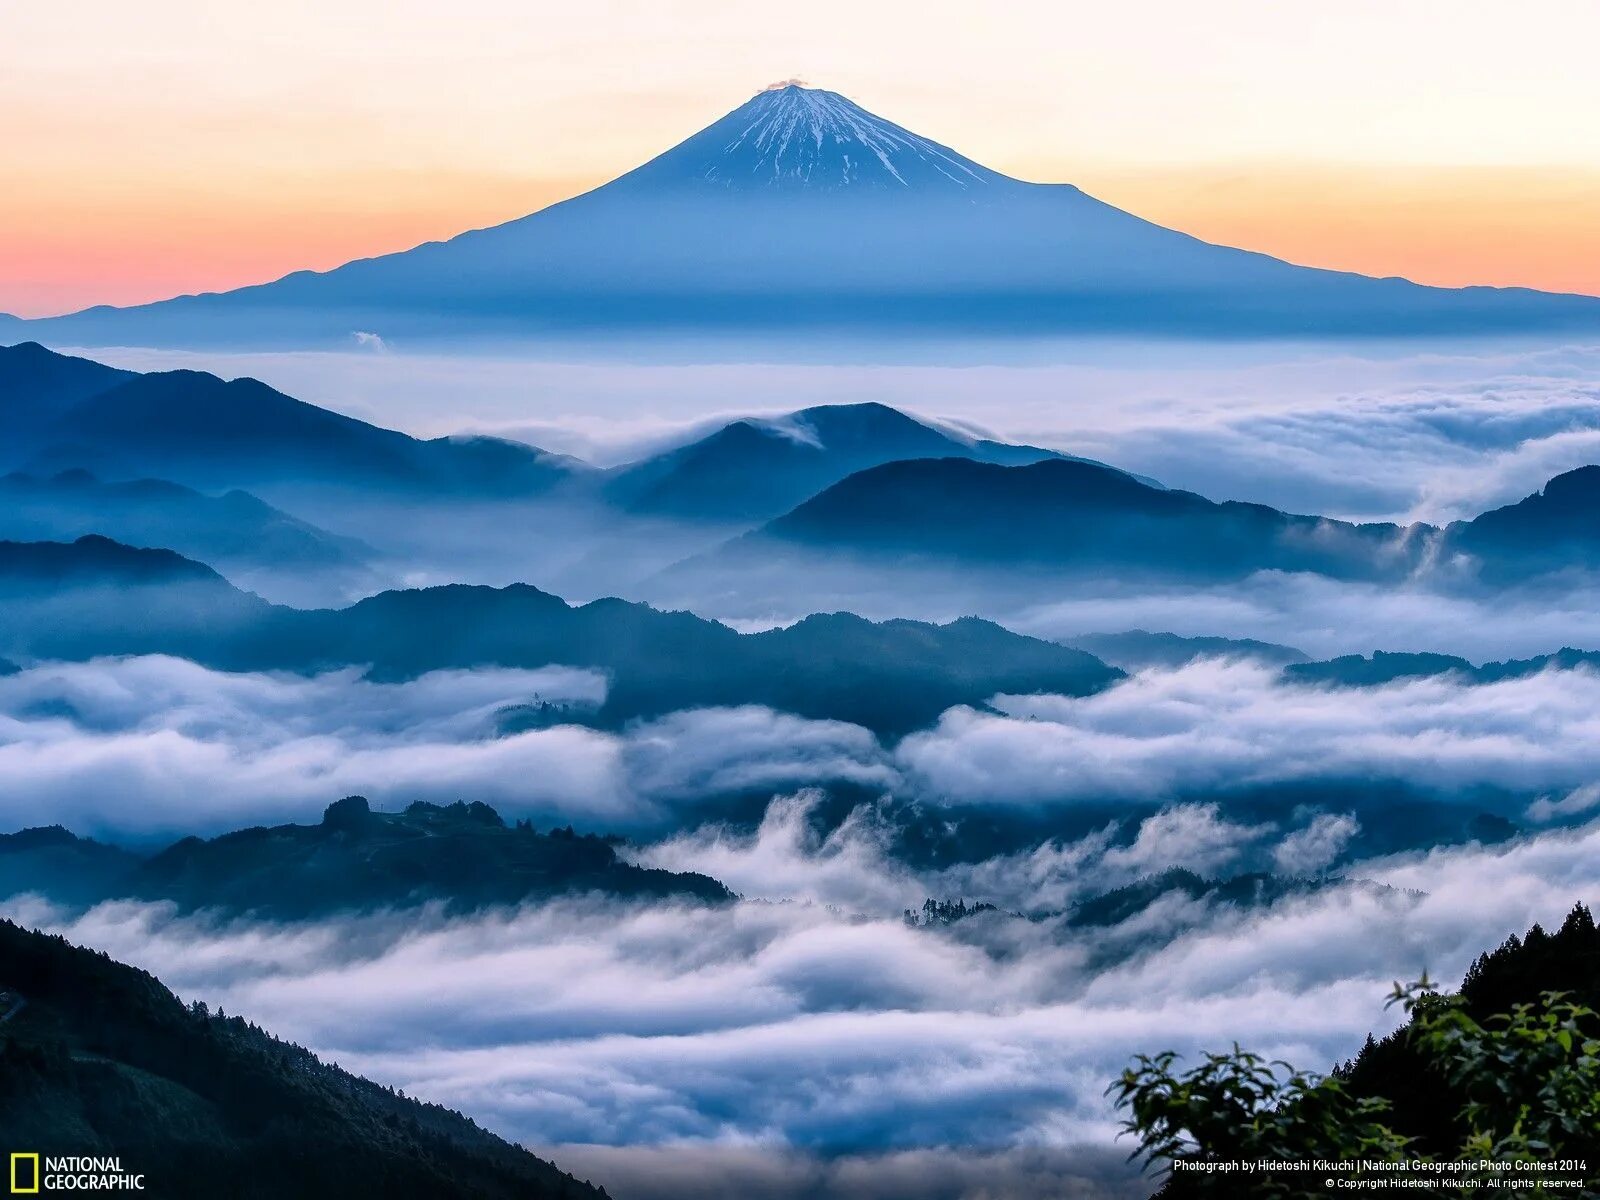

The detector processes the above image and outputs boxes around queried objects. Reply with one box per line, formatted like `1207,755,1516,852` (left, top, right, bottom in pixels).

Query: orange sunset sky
5,1,1600,318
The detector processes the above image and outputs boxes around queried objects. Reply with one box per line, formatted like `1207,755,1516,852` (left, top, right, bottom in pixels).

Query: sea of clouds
7,816,1600,1198
76,335,1600,525
4,655,1600,839
12,333,1594,1197
4,644,1600,1195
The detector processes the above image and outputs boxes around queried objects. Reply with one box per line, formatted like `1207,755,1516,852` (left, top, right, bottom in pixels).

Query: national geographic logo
9,1156,145,1192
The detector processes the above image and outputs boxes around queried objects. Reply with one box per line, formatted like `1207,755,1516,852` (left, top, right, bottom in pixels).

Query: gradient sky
5,0,1600,317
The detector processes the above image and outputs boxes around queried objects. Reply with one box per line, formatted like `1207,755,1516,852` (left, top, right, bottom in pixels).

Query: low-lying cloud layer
83,337,1600,527
5,656,1600,840
8,820,1600,1198
1008,571,1600,663
6,650,1600,1196
901,658,1600,804
636,792,1307,915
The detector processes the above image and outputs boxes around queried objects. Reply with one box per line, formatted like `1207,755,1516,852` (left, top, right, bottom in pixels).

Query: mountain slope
1442,465,1600,580
661,456,1600,604
1335,904,1600,1157
0,537,1120,736
7,85,1597,347
0,469,373,571
604,402,1070,521
1284,646,1600,689
0,533,231,593
0,345,580,497
0,341,134,431
0,535,270,662
0,826,142,905
702,456,1423,584
2,798,731,917
0,918,609,1200
1062,630,1310,670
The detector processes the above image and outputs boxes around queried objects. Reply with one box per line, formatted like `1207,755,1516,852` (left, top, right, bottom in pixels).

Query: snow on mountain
614,83,1000,192
5,84,1598,347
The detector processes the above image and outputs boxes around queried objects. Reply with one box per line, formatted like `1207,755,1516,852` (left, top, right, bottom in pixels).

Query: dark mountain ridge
682,457,1600,590
1285,645,1600,689
0,340,134,432
0,537,1120,737
1443,463,1600,580
1,798,730,918
602,401,1087,522
1061,630,1310,670
0,918,609,1199
699,456,1424,584
0,343,576,496
0,468,373,571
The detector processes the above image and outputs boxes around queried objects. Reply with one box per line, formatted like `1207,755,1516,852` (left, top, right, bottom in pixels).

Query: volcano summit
7,84,1599,347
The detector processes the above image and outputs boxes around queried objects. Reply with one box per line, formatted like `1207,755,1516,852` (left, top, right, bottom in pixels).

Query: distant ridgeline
4,85,1599,347
0,797,730,919
8,342,1600,599
0,918,610,1199
0,534,1119,738
678,457,1600,590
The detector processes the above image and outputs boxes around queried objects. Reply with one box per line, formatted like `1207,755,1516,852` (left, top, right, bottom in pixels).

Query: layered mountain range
4,85,1597,347
669,456,1600,600
0,535,1120,737
7,342,1600,604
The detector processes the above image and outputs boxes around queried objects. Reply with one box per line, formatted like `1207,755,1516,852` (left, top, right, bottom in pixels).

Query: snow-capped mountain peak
618,83,1003,193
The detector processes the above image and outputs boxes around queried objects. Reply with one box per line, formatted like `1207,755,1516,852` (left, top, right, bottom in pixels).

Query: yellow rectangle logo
9,1153,39,1195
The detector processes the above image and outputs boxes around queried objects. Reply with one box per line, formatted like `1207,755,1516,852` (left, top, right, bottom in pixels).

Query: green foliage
1389,979,1600,1167
1108,1047,1407,1196
903,897,1001,928
1113,921,1600,1199
0,918,608,1200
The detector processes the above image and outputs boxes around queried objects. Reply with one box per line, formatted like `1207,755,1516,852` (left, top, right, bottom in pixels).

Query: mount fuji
6,83,1599,347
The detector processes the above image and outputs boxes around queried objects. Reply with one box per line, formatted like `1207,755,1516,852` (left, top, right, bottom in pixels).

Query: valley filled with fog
6,326,1600,1196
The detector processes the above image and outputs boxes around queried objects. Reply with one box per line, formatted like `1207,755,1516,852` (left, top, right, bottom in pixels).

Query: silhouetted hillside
1286,646,1600,688
0,535,269,660
1336,904,1600,1155
1,345,579,497
0,469,372,573
138,797,729,916
683,458,1600,592
0,534,230,592
0,827,141,906
603,402,1065,521
1,799,731,916
0,341,134,435
713,457,1419,584
0,539,1120,736
0,918,608,1199
1444,466,1600,580
1062,630,1309,670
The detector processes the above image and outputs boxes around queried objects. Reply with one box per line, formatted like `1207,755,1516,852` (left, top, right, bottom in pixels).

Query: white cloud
70,337,1600,522
0,659,892,837
1273,812,1361,874
1101,803,1271,876
9,819,1600,1183
11,655,1600,841
896,659,1600,804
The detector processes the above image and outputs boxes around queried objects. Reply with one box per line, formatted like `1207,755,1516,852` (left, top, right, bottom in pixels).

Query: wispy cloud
9,818,1600,1190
